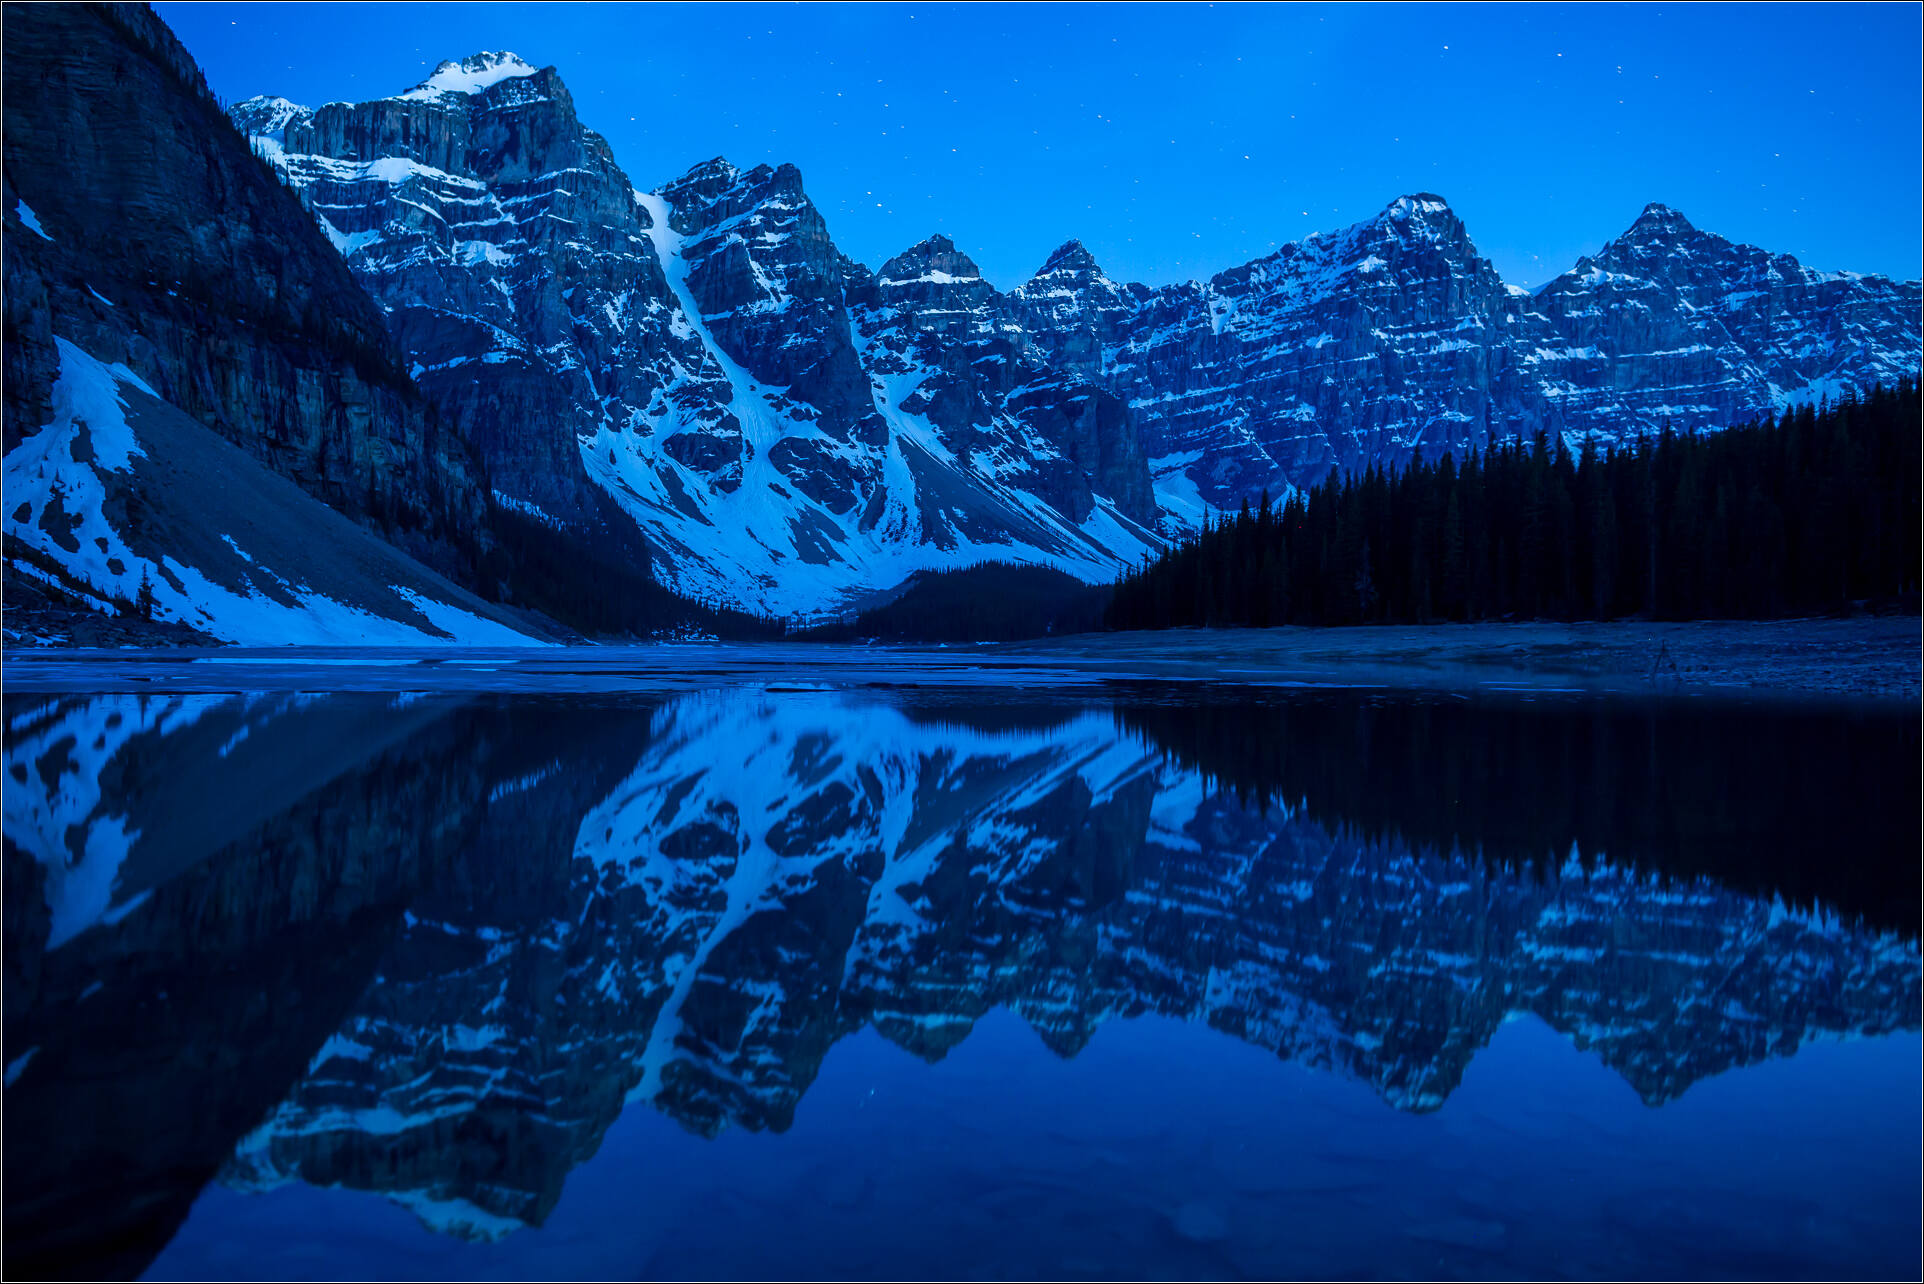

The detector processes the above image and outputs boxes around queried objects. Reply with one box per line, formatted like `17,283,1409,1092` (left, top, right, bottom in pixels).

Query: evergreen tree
135,566,157,621
1104,381,1920,631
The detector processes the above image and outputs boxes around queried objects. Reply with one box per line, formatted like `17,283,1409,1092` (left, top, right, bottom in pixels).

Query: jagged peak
655,156,746,213
666,156,740,188
879,234,984,286
235,93,307,114
230,94,310,139
1035,238,1101,276
1587,202,1724,273
400,51,540,101
1210,191,1490,301
731,160,806,197
1624,202,1700,240
909,232,961,256
1380,193,1460,227
1244,193,1465,274
651,156,818,232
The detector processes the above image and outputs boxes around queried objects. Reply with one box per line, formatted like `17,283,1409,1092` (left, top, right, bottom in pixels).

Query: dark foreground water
2,672,1918,1280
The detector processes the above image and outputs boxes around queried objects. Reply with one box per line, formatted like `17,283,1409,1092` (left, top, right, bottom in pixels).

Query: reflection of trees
1111,688,1920,934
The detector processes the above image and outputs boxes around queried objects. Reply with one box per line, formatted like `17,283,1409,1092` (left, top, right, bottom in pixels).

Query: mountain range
4,7,1919,634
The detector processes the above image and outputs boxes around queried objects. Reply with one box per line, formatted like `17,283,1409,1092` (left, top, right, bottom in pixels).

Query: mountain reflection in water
3,685,1917,1280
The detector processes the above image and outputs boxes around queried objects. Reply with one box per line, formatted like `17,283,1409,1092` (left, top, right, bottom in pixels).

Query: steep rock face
236,54,719,538
851,233,1157,527
1,4,488,579
1021,197,1919,513
1004,381,1155,525
239,74,1163,615
1011,239,1144,383
1527,203,1923,442
654,158,886,516
663,160,885,453
1021,197,1556,512
227,39,1918,604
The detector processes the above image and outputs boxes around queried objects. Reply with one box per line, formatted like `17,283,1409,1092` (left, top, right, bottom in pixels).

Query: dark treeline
801,562,1108,643
1112,688,1921,935
482,507,790,641
1108,382,1921,629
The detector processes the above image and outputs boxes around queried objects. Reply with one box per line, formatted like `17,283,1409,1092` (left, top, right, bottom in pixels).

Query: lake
3,660,1918,1280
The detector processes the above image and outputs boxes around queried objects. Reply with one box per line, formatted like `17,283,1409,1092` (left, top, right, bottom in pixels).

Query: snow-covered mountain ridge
231,52,1920,616
233,65,1162,618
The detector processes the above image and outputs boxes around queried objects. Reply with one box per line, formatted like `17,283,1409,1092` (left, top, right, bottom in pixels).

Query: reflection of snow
571,688,1166,1100
2,693,227,948
39,682,1896,1248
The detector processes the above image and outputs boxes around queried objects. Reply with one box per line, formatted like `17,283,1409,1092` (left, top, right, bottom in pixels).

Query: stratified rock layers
235,57,1920,613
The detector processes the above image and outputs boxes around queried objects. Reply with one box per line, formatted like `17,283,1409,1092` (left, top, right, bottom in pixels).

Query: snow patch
2,338,545,647
400,52,538,100
14,199,52,241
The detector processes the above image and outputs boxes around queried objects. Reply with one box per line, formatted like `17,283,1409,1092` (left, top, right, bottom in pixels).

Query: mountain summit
401,51,538,100
1622,200,1699,240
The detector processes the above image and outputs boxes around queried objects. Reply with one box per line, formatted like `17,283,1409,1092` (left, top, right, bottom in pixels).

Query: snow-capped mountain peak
223,65,1163,616
400,51,538,100
1024,239,1128,298
1383,191,1457,221
1623,200,1699,239
229,94,309,142
223,44,1921,614
878,233,984,285
1038,237,1097,271
665,155,742,191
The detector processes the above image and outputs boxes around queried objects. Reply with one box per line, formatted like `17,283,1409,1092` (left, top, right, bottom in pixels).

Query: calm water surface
3,675,1918,1280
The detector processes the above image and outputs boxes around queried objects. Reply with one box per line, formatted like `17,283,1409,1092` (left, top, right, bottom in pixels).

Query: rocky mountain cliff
4,5,491,572
236,63,1162,617
1,5,549,644
11,10,1911,627
233,55,705,540
235,49,1919,614
1024,195,1921,514
1529,202,1922,443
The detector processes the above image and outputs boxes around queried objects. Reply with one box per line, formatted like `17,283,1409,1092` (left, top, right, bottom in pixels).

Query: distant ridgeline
1106,382,1922,630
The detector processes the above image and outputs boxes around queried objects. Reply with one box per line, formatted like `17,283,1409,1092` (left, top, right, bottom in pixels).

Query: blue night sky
156,2,1922,291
